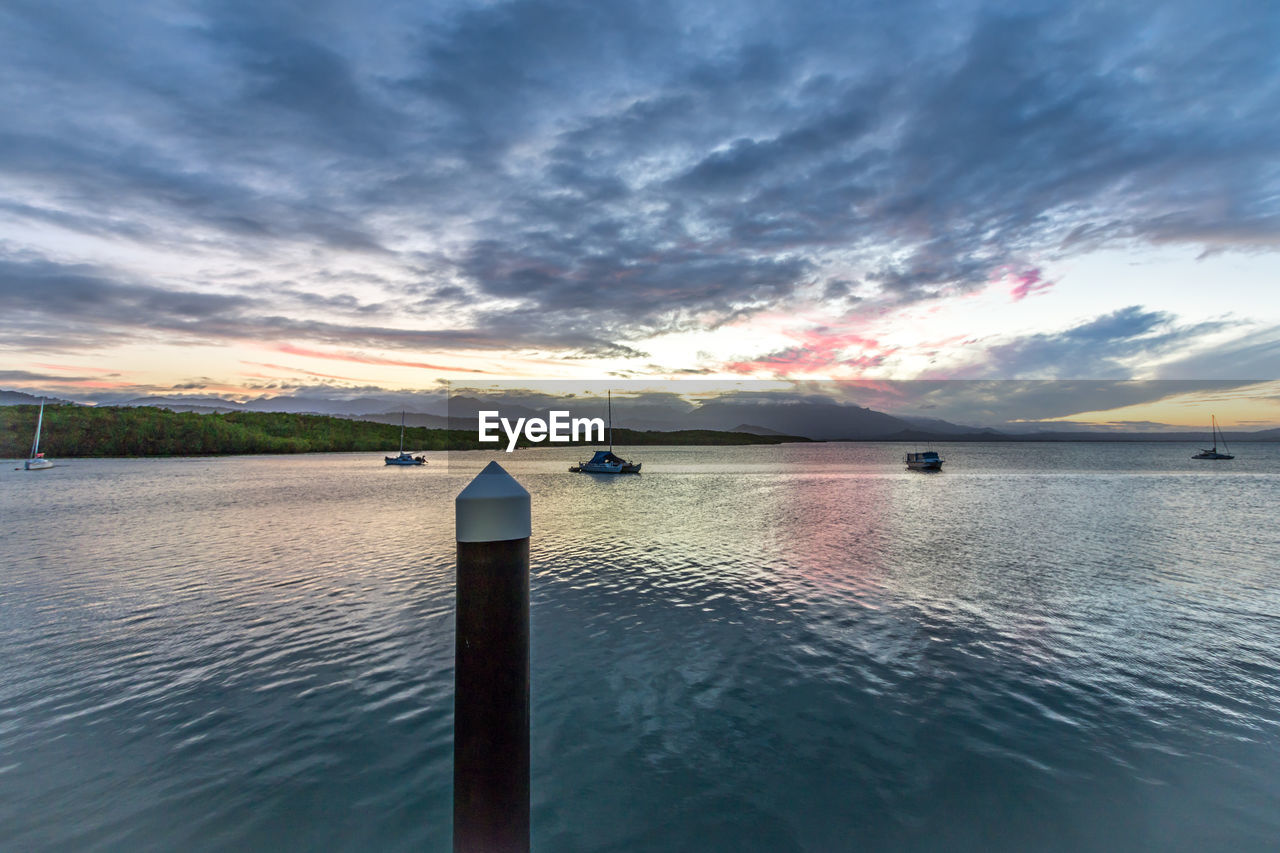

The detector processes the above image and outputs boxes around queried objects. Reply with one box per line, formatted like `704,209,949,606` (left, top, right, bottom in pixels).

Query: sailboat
570,390,641,474
25,397,54,470
384,411,426,465
1191,415,1234,460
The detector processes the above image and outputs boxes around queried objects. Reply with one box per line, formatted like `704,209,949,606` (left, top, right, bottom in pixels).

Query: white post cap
456,461,531,543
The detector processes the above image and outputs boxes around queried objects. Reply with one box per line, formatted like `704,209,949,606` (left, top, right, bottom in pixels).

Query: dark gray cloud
0,256,626,354
1156,325,1280,379
0,369,103,384
1,0,1278,367
943,306,1233,379
826,379,1267,428
445,379,1271,431
0,257,255,348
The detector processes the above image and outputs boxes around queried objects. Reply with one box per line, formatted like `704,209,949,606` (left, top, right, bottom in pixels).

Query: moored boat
24,398,53,470
385,412,426,465
1192,415,1233,460
905,450,943,471
385,451,426,465
570,390,640,474
570,449,641,474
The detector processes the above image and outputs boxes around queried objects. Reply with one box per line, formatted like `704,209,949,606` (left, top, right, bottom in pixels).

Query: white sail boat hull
24,458,54,470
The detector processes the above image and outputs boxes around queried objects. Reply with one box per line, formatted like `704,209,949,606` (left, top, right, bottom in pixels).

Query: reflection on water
2,444,1279,851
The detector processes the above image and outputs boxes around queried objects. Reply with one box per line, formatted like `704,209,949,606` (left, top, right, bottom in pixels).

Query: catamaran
25,397,53,470
385,411,426,465
1191,415,1234,460
570,390,641,474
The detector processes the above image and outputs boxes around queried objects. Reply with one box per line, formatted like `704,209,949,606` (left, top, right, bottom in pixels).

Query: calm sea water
2,443,1279,851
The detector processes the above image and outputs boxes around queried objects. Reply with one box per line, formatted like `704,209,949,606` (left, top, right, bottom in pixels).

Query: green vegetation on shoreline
0,405,808,458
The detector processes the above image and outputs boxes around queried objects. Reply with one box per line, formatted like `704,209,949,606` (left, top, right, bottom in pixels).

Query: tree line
1,405,806,458
1,406,471,457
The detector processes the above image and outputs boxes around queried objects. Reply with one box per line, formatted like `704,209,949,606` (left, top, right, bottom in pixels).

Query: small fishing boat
905,450,943,471
570,391,640,474
385,412,426,465
25,398,53,470
1191,415,1234,460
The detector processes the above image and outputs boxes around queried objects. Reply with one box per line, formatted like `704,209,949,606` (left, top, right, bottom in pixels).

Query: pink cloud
31,363,119,374
47,379,137,390
1007,268,1054,301
241,361,369,382
273,344,487,373
722,327,899,376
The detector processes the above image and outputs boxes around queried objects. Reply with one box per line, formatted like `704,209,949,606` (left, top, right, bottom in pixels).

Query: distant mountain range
102,393,453,417
3,388,1278,441
0,390,79,407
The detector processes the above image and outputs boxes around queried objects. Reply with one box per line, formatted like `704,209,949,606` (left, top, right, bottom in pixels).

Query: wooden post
454,461,531,853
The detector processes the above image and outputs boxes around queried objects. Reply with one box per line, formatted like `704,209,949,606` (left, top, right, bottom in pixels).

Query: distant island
0,405,811,458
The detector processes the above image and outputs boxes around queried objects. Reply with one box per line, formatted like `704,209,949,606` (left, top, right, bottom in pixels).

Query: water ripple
2,445,1279,850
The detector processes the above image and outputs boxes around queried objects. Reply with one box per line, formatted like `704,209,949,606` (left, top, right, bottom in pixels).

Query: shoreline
5,435,1278,464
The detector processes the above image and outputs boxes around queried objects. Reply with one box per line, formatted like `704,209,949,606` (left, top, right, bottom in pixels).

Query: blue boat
571,449,641,474
570,391,640,474
905,450,943,471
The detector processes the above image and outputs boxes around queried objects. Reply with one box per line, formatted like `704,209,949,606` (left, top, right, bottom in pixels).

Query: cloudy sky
2,0,1279,423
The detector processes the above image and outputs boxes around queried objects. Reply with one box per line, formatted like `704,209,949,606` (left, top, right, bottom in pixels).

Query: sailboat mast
608,390,612,451
400,411,406,453
1218,416,1230,454
31,398,44,458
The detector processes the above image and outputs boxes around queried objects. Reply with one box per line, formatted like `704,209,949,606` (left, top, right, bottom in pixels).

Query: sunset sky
2,1,1278,425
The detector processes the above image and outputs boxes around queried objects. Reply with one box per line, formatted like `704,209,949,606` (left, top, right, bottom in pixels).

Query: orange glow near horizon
1038,381,1280,428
